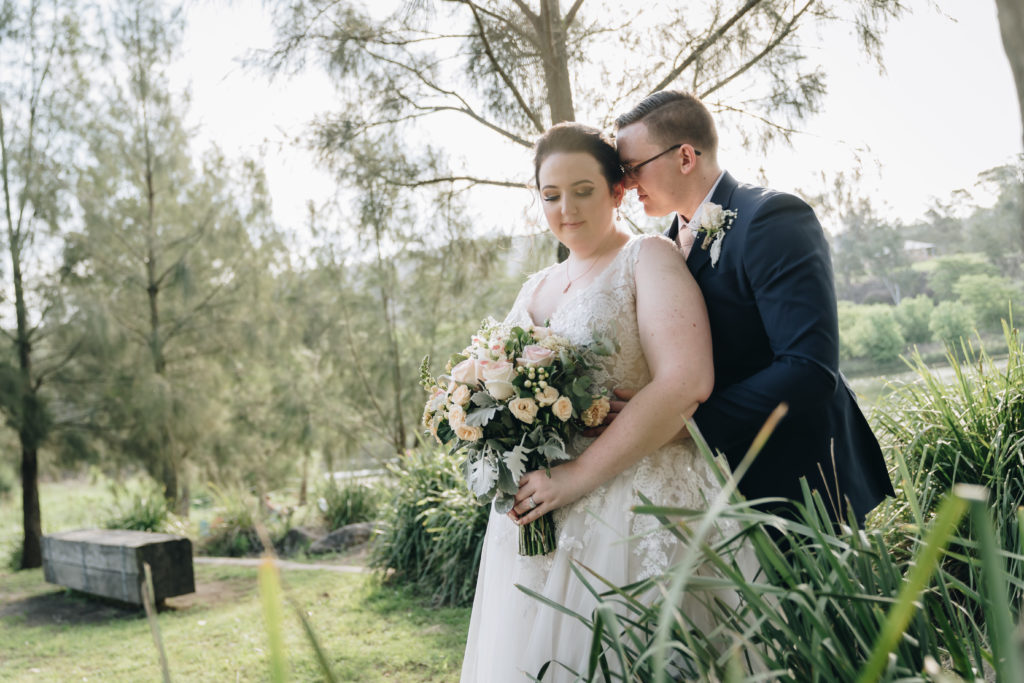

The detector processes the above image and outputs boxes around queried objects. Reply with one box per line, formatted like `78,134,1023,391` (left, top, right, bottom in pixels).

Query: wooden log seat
42,529,195,605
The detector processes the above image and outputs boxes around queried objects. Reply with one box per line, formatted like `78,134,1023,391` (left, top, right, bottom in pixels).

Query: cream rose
455,423,483,442
535,385,559,407
531,325,553,340
551,396,573,422
451,358,480,385
581,396,611,427
448,404,467,429
517,344,556,368
508,397,539,424
450,384,472,407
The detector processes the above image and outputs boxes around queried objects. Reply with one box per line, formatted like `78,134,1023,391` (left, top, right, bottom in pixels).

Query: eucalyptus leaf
466,404,499,427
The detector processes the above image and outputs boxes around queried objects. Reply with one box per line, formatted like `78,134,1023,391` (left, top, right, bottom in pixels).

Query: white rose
535,385,559,407
508,397,539,424
701,203,725,230
450,384,472,407
486,380,516,401
516,344,556,368
455,423,483,442
551,396,573,422
531,325,553,340
479,359,515,383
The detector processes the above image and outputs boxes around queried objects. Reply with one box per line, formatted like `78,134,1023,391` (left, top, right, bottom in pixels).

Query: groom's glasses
621,144,700,177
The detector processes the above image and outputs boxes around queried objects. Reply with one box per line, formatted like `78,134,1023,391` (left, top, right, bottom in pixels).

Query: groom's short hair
614,91,718,156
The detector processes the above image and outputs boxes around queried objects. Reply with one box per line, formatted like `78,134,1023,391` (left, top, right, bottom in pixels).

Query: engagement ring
527,496,538,510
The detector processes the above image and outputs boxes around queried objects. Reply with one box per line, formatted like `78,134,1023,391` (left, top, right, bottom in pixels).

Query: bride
460,122,723,682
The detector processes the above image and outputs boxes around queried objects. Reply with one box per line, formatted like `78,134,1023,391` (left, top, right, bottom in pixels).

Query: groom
613,91,894,525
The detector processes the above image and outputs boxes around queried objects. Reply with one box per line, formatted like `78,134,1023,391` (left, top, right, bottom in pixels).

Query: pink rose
517,344,556,368
451,358,481,386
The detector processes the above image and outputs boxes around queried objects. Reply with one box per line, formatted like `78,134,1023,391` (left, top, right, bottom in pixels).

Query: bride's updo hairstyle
533,122,624,191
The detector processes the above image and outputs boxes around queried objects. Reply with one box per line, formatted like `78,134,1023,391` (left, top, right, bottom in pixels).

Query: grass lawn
0,563,470,681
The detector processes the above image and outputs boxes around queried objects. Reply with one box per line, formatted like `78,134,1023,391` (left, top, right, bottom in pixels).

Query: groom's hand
582,388,635,437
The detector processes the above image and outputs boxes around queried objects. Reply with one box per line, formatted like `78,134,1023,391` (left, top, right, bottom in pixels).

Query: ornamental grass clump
318,480,382,530
528,423,1021,682
874,322,1024,615
370,447,489,607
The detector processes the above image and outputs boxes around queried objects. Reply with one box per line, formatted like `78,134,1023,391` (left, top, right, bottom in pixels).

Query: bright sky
173,1,1022,236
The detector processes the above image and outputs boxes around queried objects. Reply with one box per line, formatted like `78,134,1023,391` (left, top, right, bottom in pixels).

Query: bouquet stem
518,511,557,556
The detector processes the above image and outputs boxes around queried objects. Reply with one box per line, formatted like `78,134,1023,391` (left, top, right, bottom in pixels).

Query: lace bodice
504,234,655,402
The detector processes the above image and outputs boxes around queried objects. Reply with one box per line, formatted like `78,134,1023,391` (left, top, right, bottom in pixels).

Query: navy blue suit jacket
667,172,894,523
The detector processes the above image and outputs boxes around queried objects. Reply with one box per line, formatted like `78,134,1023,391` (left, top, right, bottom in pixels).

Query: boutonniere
693,202,738,267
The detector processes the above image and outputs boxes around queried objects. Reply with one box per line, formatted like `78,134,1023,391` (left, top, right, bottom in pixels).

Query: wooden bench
42,529,195,605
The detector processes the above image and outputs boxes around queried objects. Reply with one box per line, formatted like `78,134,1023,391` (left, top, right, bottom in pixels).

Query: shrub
836,301,865,360
954,273,1020,331
894,294,934,344
926,253,998,300
846,305,904,362
196,485,263,557
319,480,382,530
370,448,489,607
929,300,974,344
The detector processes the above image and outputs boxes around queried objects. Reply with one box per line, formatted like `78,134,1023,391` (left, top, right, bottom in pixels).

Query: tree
69,0,276,511
263,0,908,198
995,0,1024,152
0,0,89,569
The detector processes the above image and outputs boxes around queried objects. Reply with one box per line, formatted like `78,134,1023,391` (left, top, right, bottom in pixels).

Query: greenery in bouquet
420,317,615,555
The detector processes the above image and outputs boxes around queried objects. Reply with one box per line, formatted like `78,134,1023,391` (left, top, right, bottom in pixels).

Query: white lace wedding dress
460,234,731,682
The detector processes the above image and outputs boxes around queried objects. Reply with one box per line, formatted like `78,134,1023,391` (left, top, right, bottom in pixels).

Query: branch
699,0,815,100
650,0,765,93
465,2,544,133
364,47,534,146
34,337,84,388
383,175,526,189
442,0,540,50
563,0,585,28
711,101,803,137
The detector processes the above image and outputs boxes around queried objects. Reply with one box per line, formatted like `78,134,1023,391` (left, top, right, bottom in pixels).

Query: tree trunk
538,0,575,125
299,450,309,506
995,0,1024,151
20,442,42,569
11,231,43,568
994,0,1024,248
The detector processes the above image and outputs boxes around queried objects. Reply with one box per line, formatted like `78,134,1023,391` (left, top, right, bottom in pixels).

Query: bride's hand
509,461,589,526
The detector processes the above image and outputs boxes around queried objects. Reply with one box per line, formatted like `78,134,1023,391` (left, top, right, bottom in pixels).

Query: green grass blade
856,487,974,683
970,492,1023,682
141,562,172,683
259,557,289,683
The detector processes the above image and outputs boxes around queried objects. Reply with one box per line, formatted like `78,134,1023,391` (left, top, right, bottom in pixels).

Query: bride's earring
616,208,622,222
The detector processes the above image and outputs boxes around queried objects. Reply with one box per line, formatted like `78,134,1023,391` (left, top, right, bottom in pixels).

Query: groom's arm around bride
613,90,894,525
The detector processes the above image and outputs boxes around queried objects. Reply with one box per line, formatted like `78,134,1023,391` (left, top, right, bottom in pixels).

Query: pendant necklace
563,256,600,293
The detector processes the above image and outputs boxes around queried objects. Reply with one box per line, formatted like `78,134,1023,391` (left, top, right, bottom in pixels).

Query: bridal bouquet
420,317,614,555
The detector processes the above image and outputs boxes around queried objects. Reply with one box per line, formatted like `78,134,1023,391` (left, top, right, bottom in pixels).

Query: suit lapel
687,172,739,277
